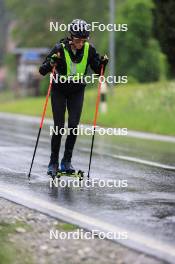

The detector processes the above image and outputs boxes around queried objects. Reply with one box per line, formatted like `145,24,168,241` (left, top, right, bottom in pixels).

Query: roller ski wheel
57,170,84,181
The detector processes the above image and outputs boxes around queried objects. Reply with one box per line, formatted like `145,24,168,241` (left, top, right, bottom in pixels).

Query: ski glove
100,54,109,66
50,52,61,66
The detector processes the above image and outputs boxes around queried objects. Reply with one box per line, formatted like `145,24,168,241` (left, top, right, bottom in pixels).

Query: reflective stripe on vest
61,42,89,80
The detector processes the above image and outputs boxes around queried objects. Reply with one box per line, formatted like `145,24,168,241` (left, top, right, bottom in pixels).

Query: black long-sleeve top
39,38,105,92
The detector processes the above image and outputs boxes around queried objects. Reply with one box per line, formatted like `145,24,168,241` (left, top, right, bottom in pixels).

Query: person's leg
50,89,66,165
63,87,85,163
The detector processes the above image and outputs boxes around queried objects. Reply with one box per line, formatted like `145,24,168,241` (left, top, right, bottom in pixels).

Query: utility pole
109,0,115,87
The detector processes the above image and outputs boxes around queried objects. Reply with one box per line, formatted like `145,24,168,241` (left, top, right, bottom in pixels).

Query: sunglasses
72,38,87,44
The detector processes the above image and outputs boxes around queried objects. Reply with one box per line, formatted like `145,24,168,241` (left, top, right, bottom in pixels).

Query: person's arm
39,43,62,76
89,45,109,75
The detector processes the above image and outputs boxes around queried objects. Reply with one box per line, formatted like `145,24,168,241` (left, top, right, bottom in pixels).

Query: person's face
71,38,87,50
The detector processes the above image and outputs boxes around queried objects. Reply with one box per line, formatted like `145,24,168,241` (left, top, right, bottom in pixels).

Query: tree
116,0,165,82
153,0,175,77
5,0,108,52
0,0,8,65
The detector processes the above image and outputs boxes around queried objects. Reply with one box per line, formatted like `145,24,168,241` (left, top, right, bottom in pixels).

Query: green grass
0,81,175,135
56,222,78,231
0,221,33,264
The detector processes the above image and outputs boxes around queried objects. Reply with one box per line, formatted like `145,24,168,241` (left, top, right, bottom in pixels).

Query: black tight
50,87,85,163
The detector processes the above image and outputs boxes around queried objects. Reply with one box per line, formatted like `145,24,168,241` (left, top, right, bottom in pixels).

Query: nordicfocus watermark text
50,73,128,85
50,126,127,136
50,229,128,240
50,22,128,32
50,178,128,189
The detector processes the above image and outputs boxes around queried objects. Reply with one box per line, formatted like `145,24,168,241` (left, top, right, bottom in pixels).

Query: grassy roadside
0,221,33,264
0,81,175,135
0,219,76,264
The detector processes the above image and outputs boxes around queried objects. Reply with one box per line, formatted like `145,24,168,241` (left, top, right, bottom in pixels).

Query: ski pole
28,66,56,180
87,65,104,178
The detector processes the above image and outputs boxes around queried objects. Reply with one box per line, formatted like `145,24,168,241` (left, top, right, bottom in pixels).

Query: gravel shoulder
0,197,167,264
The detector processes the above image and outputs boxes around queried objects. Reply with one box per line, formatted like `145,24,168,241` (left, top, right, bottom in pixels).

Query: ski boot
47,163,58,179
60,159,75,174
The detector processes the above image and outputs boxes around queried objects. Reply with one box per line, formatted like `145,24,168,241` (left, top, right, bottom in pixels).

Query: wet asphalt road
0,113,175,262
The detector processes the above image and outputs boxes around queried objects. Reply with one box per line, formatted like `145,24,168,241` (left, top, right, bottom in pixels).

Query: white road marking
110,154,175,171
0,112,175,143
128,130,175,143
0,130,175,171
80,148,175,171
1,113,175,171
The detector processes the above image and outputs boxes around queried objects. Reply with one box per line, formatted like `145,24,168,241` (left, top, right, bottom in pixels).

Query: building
12,48,49,96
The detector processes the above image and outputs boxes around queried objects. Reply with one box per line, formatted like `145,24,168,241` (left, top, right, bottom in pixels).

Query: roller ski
57,159,84,181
